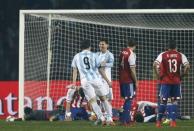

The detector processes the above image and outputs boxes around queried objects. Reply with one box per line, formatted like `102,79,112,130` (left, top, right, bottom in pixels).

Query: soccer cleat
94,119,101,125
170,121,177,127
119,122,130,127
89,114,97,121
129,121,136,127
94,119,106,126
156,121,162,128
65,116,72,121
162,118,170,125
101,120,107,126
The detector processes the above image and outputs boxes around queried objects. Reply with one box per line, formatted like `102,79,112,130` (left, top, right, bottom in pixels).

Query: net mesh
23,12,194,117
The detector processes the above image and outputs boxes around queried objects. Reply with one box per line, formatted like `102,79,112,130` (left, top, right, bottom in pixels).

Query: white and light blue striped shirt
71,50,101,81
96,50,114,81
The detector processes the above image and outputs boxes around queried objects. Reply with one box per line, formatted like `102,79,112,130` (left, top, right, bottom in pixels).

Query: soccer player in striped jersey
119,38,137,126
71,40,112,125
96,38,114,124
153,40,190,128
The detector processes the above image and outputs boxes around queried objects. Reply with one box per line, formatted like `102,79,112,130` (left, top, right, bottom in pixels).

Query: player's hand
100,61,106,67
108,81,112,88
66,84,76,89
134,81,138,91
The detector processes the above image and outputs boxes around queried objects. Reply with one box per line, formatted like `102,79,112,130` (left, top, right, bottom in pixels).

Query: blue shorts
159,84,182,100
120,83,135,99
70,107,88,120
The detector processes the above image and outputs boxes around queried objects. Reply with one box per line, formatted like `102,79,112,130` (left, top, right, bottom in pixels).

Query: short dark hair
80,40,91,49
99,38,108,45
134,111,144,123
126,38,137,47
24,107,33,115
167,40,176,49
78,88,85,98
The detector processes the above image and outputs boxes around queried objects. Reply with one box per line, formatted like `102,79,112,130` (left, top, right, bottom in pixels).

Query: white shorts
81,79,108,101
101,79,113,100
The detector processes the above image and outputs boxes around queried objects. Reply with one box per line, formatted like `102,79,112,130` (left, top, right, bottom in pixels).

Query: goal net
19,9,194,118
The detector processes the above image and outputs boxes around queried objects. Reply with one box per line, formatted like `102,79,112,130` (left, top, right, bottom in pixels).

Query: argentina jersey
71,50,100,81
96,50,114,81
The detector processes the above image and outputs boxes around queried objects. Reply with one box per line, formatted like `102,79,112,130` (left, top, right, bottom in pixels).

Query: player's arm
128,52,137,85
72,67,78,84
183,64,190,76
153,62,160,79
98,68,112,87
100,53,114,68
105,53,114,67
71,55,78,85
181,54,190,77
96,53,112,87
130,67,137,84
153,53,162,79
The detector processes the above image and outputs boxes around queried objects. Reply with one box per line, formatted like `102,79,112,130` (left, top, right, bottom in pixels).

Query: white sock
91,102,105,121
101,100,112,121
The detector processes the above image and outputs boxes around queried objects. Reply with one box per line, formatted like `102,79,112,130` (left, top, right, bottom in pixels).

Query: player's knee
99,96,107,101
88,97,97,104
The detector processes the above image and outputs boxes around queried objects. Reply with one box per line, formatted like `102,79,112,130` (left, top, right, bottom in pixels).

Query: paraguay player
153,40,190,128
119,38,137,126
96,38,114,123
71,40,112,125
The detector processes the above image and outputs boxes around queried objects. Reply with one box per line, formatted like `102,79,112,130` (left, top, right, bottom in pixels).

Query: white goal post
19,9,194,118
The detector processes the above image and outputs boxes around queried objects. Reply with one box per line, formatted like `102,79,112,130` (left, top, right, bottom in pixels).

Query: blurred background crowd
0,0,194,80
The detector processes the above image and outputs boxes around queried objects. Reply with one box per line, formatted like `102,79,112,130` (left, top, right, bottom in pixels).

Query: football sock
90,102,104,121
157,103,166,121
122,99,131,123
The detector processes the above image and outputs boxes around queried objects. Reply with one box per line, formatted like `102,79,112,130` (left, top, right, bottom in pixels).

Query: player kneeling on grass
64,85,89,121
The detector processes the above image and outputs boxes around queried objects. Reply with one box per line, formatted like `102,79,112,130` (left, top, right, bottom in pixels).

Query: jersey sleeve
105,53,114,67
71,55,77,68
154,53,163,65
181,53,189,66
128,51,136,67
94,53,101,68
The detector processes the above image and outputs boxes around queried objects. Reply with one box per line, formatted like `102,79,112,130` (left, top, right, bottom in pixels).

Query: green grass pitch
1,119,194,131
